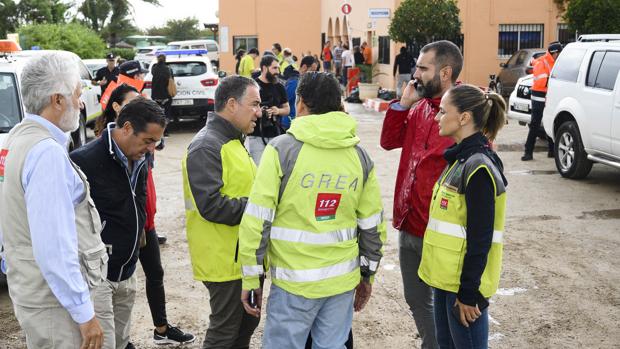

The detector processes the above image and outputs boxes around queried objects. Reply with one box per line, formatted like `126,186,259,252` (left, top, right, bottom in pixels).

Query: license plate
172,99,193,106
514,102,529,112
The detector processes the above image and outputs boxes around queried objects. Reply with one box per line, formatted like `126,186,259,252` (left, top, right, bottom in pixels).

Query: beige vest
0,119,108,308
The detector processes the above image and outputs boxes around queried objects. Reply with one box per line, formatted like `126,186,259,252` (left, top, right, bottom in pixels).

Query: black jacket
70,129,148,282
151,62,172,100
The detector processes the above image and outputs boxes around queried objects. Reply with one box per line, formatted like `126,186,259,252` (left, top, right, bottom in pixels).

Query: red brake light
144,81,152,89
201,78,218,87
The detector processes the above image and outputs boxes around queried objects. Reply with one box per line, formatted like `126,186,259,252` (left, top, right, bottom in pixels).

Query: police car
507,74,534,126
143,49,218,120
0,47,102,149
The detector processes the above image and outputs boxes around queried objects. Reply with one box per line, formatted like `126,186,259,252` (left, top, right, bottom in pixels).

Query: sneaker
521,153,533,161
157,232,167,245
153,324,195,345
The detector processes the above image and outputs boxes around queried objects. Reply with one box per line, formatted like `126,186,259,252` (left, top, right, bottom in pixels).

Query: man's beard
416,73,442,98
266,71,278,83
59,100,80,132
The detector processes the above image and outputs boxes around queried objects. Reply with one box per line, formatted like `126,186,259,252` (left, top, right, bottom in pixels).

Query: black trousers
524,96,554,155
139,228,167,327
202,279,260,349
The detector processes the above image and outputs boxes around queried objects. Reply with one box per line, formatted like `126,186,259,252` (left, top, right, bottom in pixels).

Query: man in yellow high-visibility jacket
238,72,387,348
182,76,262,348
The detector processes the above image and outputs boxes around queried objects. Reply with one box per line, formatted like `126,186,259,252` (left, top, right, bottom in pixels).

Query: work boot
521,153,533,161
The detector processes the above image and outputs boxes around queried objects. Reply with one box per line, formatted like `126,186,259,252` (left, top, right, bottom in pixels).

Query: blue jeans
433,288,488,349
263,283,354,349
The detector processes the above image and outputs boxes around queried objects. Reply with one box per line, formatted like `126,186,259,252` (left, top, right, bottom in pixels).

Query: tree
563,0,620,35
388,0,461,46
78,0,111,32
146,17,202,41
19,23,106,58
17,0,69,25
0,0,19,38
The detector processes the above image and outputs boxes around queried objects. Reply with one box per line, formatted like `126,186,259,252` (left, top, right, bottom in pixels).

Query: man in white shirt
341,43,355,88
0,52,106,349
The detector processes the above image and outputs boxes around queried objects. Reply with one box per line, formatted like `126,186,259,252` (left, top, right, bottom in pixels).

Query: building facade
218,0,571,88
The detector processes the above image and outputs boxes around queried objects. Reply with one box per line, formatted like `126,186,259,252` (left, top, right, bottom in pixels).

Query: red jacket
380,98,454,237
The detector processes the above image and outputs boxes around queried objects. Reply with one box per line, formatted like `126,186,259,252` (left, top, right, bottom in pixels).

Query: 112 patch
315,193,341,221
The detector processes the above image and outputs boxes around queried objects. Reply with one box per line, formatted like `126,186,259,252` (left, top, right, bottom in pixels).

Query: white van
2,50,102,149
542,40,620,178
166,40,219,67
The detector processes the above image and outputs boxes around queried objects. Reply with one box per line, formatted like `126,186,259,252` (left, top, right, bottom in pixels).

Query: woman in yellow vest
418,84,507,349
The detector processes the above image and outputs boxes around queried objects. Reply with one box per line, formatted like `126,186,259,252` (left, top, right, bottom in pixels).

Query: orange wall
459,0,563,86
219,0,564,88
218,0,322,73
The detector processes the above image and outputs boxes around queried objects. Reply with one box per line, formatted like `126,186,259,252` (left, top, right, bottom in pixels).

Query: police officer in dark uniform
93,53,120,98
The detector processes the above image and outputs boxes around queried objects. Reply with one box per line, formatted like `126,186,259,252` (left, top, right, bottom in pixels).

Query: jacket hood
287,111,360,149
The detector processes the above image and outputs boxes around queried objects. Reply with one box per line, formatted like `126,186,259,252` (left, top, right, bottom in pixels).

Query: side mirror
499,62,507,68
218,70,227,78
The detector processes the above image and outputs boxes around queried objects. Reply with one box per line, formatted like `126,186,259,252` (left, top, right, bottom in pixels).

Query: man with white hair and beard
0,52,107,348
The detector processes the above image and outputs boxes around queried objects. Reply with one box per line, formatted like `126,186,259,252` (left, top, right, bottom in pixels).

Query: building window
498,24,544,58
233,36,258,53
557,23,576,46
378,36,390,64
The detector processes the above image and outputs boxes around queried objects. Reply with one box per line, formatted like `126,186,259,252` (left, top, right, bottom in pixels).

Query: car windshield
166,45,181,50
0,73,22,132
168,62,208,76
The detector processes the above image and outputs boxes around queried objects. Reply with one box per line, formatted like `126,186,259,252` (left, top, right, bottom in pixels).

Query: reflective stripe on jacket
182,114,256,282
532,52,555,93
418,152,506,298
239,111,387,299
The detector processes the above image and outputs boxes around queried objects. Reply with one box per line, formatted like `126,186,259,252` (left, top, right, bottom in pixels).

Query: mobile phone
412,79,419,89
249,289,257,309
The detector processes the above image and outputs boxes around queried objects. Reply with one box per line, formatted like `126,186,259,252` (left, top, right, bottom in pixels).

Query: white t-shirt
341,50,354,67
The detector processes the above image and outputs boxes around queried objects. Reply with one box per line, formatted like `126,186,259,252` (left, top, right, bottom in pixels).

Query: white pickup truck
543,41,620,178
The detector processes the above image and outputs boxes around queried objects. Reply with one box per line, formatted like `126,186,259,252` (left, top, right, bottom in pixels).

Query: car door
611,59,620,157
77,60,101,122
583,51,619,154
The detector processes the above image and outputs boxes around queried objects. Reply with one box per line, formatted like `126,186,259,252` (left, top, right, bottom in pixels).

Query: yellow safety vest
418,152,506,298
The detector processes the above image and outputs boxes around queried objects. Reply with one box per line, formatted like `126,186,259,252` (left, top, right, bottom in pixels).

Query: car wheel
70,112,87,151
554,121,593,179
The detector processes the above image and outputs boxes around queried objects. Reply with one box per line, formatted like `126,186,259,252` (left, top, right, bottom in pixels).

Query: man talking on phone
380,40,463,349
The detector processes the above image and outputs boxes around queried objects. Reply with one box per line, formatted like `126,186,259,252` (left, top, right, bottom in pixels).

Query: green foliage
17,0,69,24
564,0,620,34
79,0,111,32
18,23,106,58
389,0,461,45
108,47,135,60
0,0,19,38
146,17,202,41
